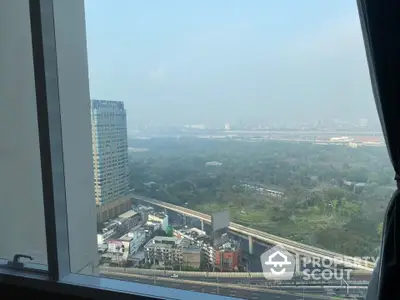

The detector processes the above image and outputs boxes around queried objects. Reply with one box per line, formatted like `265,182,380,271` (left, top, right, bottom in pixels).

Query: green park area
129,137,392,257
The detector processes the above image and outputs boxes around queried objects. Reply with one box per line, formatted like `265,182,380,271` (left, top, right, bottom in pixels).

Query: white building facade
148,213,169,232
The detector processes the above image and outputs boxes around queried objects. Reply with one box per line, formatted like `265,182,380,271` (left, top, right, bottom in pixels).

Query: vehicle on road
170,274,179,278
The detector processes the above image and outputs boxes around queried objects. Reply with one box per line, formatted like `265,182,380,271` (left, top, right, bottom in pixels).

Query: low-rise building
144,236,183,267
153,227,242,272
97,210,146,251
191,233,240,271
202,242,217,268
97,220,120,246
143,222,160,238
176,228,215,269
181,227,207,238
116,210,143,233
107,240,128,259
148,212,168,232
144,236,201,269
98,243,108,254
182,245,201,269
101,225,147,266
214,240,241,272
116,225,147,256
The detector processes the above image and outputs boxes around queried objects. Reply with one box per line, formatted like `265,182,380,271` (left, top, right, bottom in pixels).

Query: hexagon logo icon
261,245,295,280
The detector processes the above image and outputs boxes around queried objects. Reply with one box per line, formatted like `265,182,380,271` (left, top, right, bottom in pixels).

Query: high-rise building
91,100,129,206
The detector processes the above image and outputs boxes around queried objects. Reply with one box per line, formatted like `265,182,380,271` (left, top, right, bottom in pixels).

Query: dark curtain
357,0,400,299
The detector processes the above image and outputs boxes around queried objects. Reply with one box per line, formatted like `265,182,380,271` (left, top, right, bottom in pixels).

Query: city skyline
1,2,387,299
85,0,378,129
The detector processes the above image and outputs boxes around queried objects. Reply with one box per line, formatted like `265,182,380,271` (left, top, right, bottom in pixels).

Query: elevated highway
132,194,374,272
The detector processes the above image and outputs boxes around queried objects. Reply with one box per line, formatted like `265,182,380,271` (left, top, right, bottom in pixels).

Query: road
102,270,368,286
132,194,374,272
104,273,351,300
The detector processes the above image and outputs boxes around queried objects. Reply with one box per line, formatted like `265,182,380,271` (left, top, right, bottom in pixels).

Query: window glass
0,0,47,267
82,0,391,298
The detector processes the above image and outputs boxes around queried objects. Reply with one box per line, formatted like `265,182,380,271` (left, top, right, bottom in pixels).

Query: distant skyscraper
91,100,129,206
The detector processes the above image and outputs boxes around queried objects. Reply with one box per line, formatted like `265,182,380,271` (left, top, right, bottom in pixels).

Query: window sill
0,268,237,300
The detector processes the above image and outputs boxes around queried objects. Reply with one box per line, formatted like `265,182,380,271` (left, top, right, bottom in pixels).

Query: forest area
128,137,393,257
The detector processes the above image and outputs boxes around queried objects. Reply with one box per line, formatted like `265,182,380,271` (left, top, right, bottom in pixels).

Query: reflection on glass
0,0,48,267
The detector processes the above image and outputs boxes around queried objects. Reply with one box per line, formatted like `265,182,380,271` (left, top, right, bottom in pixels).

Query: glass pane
82,0,391,298
0,1,47,267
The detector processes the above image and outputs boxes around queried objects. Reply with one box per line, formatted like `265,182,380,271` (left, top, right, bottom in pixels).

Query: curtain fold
357,0,400,299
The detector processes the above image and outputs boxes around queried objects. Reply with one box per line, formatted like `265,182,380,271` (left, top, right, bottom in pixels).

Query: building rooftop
146,221,163,228
144,236,184,249
153,236,179,243
180,238,191,248
91,99,125,110
182,227,206,237
194,234,213,244
150,212,167,218
182,245,201,254
135,205,154,212
100,220,119,233
216,240,240,252
118,225,143,241
118,235,133,242
118,210,138,220
98,244,108,251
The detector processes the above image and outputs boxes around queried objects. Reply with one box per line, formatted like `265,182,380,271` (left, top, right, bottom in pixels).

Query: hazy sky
84,0,378,128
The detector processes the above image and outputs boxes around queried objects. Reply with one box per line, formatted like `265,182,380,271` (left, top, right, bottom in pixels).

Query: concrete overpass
132,194,374,272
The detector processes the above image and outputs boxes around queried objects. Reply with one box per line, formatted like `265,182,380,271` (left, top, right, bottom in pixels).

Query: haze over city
84,2,387,296
3,1,394,300
85,0,378,129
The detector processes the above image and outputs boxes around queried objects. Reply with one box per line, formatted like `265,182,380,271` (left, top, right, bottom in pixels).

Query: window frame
0,268,221,300
29,0,71,281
